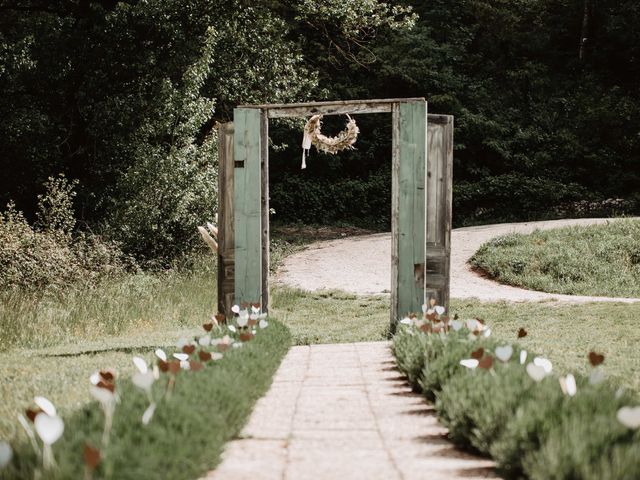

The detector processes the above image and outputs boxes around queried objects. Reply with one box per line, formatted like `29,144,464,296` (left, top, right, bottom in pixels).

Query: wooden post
260,110,270,312
391,100,427,330
234,108,262,305
425,115,454,311
217,122,235,315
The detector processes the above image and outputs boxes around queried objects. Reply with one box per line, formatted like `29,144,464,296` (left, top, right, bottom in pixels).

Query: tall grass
0,256,218,350
470,219,640,297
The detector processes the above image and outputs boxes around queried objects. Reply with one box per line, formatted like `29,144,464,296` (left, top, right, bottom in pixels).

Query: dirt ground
275,218,640,303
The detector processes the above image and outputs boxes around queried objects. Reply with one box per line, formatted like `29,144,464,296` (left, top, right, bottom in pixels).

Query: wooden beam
238,98,426,119
217,122,235,316
390,103,400,328
260,110,270,312
234,108,262,305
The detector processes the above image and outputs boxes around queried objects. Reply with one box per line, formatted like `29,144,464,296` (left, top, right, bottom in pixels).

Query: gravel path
276,217,640,303
206,342,496,480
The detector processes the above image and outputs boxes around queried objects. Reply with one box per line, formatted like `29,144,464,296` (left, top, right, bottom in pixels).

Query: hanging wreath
301,114,359,169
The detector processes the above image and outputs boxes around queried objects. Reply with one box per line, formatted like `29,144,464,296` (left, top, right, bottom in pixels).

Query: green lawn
273,288,640,393
470,219,640,297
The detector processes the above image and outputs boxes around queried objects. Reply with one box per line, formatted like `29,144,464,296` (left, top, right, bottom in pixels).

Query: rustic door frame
217,98,453,331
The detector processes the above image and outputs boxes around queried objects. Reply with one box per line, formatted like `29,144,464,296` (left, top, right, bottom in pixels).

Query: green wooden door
233,108,262,305
391,100,427,327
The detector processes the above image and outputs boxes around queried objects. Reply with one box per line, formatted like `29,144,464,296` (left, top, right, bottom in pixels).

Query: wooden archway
217,99,453,331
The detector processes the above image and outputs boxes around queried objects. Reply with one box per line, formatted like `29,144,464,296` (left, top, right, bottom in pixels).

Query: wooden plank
217,122,235,315
234,108,262,305
238,98,426,119
260,110,270,312
425,114,454,310
390,103,400,329
395,100,427,326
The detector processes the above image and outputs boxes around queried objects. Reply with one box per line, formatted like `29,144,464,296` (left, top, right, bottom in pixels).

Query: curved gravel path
276,217,640,303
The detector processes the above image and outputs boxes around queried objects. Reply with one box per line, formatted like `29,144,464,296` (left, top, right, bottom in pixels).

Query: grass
270,287,640,393
0,256,219,440
470,219,640,297
450,299,640,393
0,256,219,350
271,287,390,344
4,320,291,479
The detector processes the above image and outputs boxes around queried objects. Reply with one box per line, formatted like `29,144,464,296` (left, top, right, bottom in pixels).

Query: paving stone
205,341,498,480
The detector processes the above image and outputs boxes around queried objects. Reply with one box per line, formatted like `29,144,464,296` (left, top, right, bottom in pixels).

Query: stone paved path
205,342,496,480
276,217,640,303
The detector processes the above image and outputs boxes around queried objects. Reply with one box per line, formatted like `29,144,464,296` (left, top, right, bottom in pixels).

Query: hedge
392,322,640,479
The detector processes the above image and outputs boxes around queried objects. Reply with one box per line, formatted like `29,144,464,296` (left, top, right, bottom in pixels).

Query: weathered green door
233,108,263,304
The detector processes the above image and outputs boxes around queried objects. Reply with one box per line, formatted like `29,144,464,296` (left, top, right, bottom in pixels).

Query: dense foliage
1,0,638,261
270,0,640,227
0,175,132,292
393,323,640,479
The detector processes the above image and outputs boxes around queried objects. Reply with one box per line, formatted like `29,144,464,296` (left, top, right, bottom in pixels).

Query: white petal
259,319,269,329
460,359,479,369
0,441,13,468
565,374,577,396
435,306,445,315
198,335,211,346
231,305,240,314
228,325,237,333
172,353,189,361
142,403,156,426
251,306,260,314
495,345,513,362
483,328,492,337
211,352,223,360
155,349,167,362
180,360,190,370
34,414,64,445
400,317,412,325
450,320,463,331
89,372,101,386
132,356,148,374
519,350,528,365
533,357,553,373
232,342,243,348
34,396,56,417
236,316,248,328
526,363,547,382
617,406,640,429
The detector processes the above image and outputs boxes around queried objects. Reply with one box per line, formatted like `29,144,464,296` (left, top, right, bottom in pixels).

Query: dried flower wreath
301,114,359,168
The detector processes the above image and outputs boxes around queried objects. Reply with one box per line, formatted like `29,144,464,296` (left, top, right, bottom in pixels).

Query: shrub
437,361,538,454
393,320,640,479
0,176,132,293
523,384,638,480
392,327,430,390
420,333,499,402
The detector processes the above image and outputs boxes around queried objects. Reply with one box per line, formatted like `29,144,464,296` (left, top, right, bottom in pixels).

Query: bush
437,361,537,453
523,384,638,480
393,321,640,479
420,333,499,402
0,176,132,293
